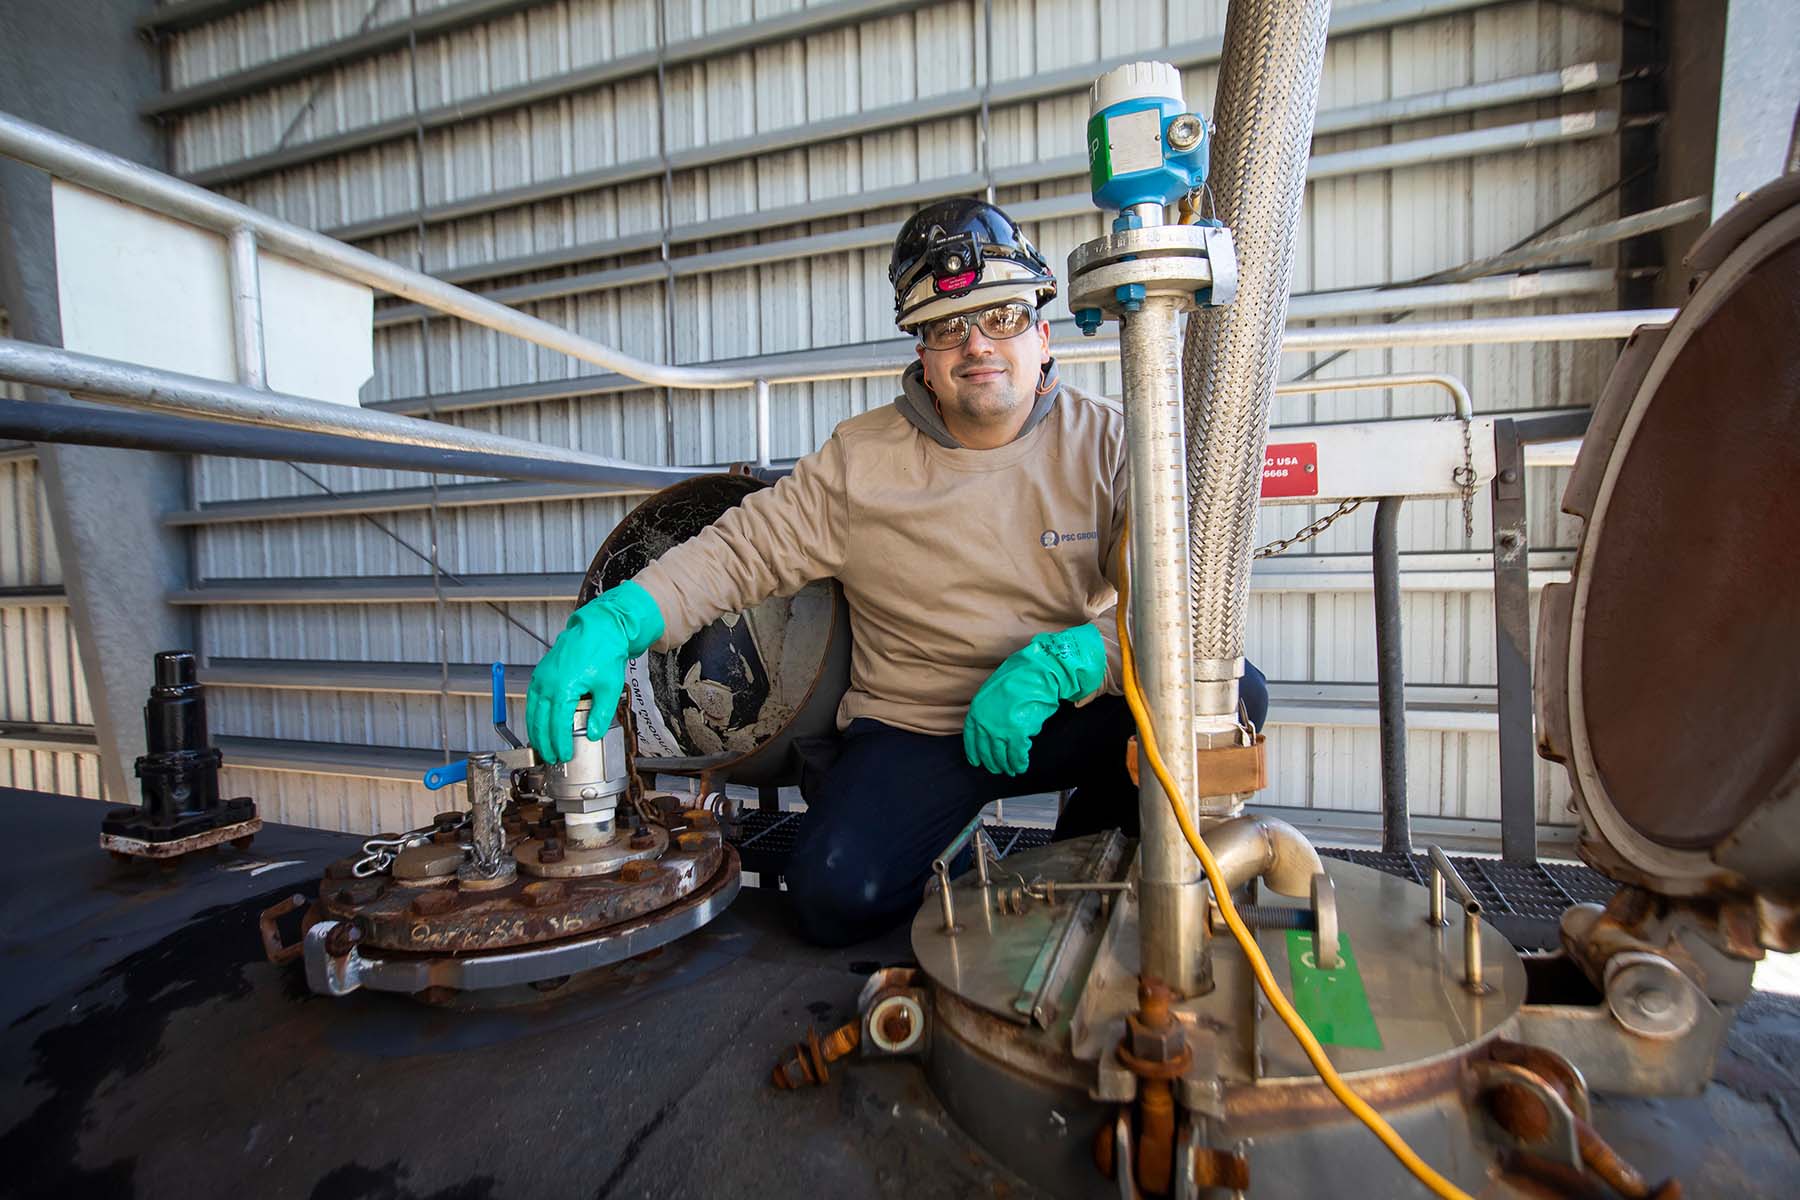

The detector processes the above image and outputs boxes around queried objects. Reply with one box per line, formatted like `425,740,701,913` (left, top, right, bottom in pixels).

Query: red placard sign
1261,442,1318,498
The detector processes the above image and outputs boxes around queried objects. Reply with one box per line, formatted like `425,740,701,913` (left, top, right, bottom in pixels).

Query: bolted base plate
303,845,741,996
102,815,262,860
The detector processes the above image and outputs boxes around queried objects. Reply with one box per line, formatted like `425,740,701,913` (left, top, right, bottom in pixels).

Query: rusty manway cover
1538,176,1800,874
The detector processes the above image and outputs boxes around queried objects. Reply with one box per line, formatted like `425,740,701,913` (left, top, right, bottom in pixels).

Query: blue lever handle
491,660,508,727
424,757,468,791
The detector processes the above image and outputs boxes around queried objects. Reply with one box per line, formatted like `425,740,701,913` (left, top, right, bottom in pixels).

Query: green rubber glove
963,624,1107,776
526,580,666,765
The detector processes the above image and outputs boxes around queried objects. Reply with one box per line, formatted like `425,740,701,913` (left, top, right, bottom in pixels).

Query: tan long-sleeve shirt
632,375,1127,736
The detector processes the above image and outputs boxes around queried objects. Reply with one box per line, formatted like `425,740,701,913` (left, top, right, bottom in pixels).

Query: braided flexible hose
1183,0,1332,683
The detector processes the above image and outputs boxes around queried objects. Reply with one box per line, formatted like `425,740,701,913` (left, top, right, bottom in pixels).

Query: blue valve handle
424,661,519,787
490,659,525,750
424,757,468,791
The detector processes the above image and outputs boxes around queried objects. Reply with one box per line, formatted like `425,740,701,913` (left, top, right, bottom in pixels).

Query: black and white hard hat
888,198,1057,332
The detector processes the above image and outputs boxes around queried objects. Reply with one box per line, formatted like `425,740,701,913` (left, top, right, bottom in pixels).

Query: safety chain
1452,415,1477,540
1253,498,1369,559
352,812,468,878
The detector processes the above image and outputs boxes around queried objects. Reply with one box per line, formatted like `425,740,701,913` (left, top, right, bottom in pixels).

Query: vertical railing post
1373,495,1411,856
1491,419,1536,865
754,378,771,468
225,227,266,389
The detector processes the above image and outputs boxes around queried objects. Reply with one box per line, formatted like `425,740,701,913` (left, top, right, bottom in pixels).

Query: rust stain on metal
1223,1052,1466,1128
771,1022,861,1090
1191,1147,1250,1191
876,1003,915,1047
1576,1117,1683,1200
1092,1116,1116,1180
520,880,566,908
1135,1080,1175,1195
324,922,361,957
100,816,262,860
1488,1040,1589,1117
321,839,724,954
1487,1081,1552,1143
411,889,457,916
257,893,309,966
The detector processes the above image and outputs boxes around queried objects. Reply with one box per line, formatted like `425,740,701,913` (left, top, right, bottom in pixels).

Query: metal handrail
0,111,748,387
0,107,1671,476
0,107,791,464
1273,372,1470,420
0,339,690,485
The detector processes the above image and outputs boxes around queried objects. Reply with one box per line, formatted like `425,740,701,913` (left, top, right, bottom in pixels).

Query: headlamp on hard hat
922,231,984,298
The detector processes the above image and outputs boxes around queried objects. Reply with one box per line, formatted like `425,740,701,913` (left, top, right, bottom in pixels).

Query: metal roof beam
196,659,1506,733
368,305,1666,420
169,552,1575,606
330,70,1615,250
146,0,553,118
369,123,1621,323
0,721,98,754
0,585,68,608
405,65,1619,293
203,657,532,696
215,734,454,781
155,0,942,125
139,0,278,38
184,0,1526,193
165,410,1585,528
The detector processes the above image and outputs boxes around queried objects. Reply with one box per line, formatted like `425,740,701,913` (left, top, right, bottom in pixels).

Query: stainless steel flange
1066,223,1238,315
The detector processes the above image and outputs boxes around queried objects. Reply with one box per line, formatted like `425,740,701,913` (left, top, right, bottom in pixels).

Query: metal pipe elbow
1204,814,1323,899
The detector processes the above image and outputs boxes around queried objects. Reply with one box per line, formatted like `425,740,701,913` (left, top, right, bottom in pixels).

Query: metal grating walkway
725,813,1617,949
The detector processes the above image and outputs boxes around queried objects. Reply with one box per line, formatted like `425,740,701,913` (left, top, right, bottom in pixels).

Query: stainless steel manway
908,836,1529,1198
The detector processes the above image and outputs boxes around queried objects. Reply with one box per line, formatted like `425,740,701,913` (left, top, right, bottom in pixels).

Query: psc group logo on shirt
1041,529,1098,549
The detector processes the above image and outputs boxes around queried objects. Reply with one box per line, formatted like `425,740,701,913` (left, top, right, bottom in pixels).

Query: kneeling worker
526,198,1267,946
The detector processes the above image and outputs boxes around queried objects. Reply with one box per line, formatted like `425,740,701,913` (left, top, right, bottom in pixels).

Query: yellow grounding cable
1114,534,1473,1200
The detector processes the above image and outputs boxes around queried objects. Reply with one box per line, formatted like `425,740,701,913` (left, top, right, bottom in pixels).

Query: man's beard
944,360,1029,420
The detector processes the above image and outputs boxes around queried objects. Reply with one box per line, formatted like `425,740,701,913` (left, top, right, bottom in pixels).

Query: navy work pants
783,665,1267,946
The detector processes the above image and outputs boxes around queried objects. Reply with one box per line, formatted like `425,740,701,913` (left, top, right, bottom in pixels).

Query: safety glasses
916,301,1040,352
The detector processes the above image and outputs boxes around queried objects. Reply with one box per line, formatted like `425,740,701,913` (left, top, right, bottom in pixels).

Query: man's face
915,303,1052,424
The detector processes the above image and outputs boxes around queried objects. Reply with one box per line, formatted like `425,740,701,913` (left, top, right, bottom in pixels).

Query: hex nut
1126,1011,1187,1062
412,889,457,916
521,881,565,908
676,831,707,851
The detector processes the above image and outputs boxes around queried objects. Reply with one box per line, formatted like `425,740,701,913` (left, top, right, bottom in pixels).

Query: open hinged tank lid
1536,174,1800,939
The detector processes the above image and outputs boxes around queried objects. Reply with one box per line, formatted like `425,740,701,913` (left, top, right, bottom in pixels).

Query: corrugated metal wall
0,316,106,798
148,0,1618,836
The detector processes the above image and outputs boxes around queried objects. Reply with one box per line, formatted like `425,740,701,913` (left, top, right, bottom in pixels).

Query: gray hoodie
893,357,1064,449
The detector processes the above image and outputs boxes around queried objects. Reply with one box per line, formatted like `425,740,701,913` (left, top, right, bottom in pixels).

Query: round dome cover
1536,176,1800,897
581,474,850,787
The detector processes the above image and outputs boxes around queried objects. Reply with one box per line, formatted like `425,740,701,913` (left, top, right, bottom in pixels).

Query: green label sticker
1085,111,1111,193
1285,930,1383,1050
